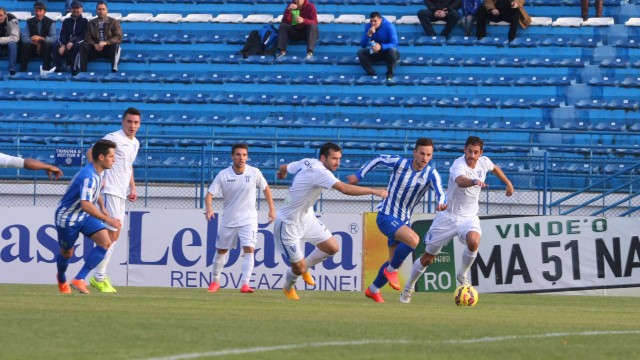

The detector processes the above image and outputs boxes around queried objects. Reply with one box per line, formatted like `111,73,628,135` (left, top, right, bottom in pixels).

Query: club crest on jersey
245,176,250,183
477,170,483,178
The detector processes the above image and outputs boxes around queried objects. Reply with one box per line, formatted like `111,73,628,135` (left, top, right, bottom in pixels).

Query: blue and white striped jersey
55,163,103,228
354,155,446,222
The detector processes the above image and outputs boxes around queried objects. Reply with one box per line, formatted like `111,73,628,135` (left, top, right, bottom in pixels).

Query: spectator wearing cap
76,1,122,74
20,2,56,72
0,7,19,75
53,1,87,72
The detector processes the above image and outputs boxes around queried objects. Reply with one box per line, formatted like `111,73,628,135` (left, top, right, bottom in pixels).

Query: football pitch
1,284,638,360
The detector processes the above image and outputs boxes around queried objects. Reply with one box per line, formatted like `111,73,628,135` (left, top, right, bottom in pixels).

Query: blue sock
75,246,107,280
389,242,415,270
56,254,69,283
372,261,390,289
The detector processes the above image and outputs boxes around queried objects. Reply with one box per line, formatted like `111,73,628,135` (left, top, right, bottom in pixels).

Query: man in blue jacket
53,1,87,72
357,12,400,81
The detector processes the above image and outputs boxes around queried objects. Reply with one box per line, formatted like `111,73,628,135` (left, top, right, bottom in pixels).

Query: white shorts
274,215,333,263
216,222,258,250
424,211,482,256
103,194,126,231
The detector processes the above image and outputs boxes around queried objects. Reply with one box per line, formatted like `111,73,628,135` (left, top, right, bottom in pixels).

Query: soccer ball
453,285,479,306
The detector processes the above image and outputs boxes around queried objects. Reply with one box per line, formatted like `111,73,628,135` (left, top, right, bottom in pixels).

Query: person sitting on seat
75,1,122,75
275,0,318,60
20,2,56,72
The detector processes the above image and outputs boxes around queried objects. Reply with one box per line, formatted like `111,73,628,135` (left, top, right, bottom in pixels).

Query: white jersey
0,153,24,168
102,130,139,199
446,155,495,217
208,165,268,227
276,158,340,224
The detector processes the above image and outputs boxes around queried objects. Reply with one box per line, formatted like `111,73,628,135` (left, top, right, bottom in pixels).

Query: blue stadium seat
164,114,196,123
432,56,463,66
211,54,241,64
418,75,450,86
84,91,116,102
165,34,196,44
120,53,149,63
414,36,445,46
457,119,488,128
149,53,180,63
321,74,355,85
515,76,547,86
531,98,561,108
242,94,276,105
401,56,432,66
290,74,321,85
354,76,386,85
362,117,391,127
39,72,70,82
274,54,304,64
387,75,418,86
181,54,213,64
101,72,132,82
476,36,508,47
304,55,336,65
570,37,598,48
450,76,481,86
274,94,307,105
508,37,539,47
52,91,85,102
541,37,571,47
575,99,606,109
557,57,585,67
496,57,527,67
447,36,477,46
212,93,242,104
227,74,259,84
195,34,227,44
372,95,404,107
426,118,456,128
337,56,360,65
437,97,468,107
374,142,405,151
179,139,211,147
619,77,640,87
339,96,372,106
328,117,362,126
307,95,339,106
464,56,495,67
592,120,625,131
69,72,100,82
135,33,166,44
195,73,226,84
604,99,638,110
116,92,147,102
179,93,212,104
598,57,630,68
21,91,54,101
501,98,533,108
483,76,514,86
164,73,195,84
243,56,275,65
342,141,372,150
258,74,290,84
133,73,164,83
147,92,180,103
404,96,435,107
544,76,574,86
49,136,79,145
0,90,21,100
293,116,325,126
319,34,351,45
263,116,293,125
468,97,500,108
393,118,424,127
527,58,557,67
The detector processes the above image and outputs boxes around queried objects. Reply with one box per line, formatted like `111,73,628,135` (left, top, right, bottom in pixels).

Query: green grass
1,284,638,360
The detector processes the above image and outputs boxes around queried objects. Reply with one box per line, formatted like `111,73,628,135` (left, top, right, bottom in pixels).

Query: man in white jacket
0,7,19,75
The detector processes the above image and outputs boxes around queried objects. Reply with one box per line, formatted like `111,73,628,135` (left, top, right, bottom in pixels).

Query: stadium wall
1,207,638,296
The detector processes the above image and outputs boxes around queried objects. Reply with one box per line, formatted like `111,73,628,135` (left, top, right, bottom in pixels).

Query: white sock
284,269,299,290
240,252,255,286
93,243,115,282
305,248,331,268
386,264,397,273
459,248,478,278
368,284,380,294
211,252,227,283
405,258,427,291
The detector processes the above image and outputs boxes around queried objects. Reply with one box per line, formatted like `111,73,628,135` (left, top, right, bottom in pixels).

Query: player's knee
292,262,306,275
325,244,339,256
408,233,420,248
217,248,229,255
60,248,73,259
421,253,435,267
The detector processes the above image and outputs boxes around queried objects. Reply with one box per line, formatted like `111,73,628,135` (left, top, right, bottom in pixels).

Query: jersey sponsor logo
226,179,236,183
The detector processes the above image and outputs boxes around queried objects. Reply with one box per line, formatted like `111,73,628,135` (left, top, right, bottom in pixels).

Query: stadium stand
0,0,638,204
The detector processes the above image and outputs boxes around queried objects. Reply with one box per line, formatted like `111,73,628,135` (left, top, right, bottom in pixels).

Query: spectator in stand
459,0,482,36
76,1,122,75
275,0,318,60
0,7,19,75
53,1,87,72
20,2,56,72
476,0,529,42
581,0,603,21
357,12,400,81
417,0,461,39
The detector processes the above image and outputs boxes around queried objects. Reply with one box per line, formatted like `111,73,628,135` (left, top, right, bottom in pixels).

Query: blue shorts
56,216,106,250
376,212,409,247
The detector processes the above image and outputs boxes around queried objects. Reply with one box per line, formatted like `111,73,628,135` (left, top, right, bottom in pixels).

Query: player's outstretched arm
455,175,488,188
204,192,216,221
346,174,359,184
23,158,63,180
263,185,276,223
491,165,514,196
80,200,122,229
332,182,388,198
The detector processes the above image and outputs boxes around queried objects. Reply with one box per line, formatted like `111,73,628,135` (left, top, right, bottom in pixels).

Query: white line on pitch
443,330,640,344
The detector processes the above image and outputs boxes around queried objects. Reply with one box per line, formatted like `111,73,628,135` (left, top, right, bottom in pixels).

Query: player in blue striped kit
347,138,447,303
54,139,122,294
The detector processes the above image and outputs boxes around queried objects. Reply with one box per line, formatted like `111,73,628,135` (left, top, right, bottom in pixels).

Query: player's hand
372,43,381,52
505,183,514,197
205,210,215,221
67,42,74,50
511,1,519,8
277,169,288,179
296,16,305,23
436,204,447,211
58,46,65,56
288,3,298,10
107,217,123,229
491,9,500,16
268,209,276,223
47,166,63,180
374,189,388,199
435,10,446,18
475,180,489,188
128,188,138,202
346,174,359,184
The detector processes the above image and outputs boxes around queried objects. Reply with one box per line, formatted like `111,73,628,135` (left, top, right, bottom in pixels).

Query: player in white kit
87,107,141,293
400,136,514,303
204,143,276,293
275,142,388,300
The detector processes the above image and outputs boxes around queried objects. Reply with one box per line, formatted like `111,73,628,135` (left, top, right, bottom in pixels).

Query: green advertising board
411,220,456,293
